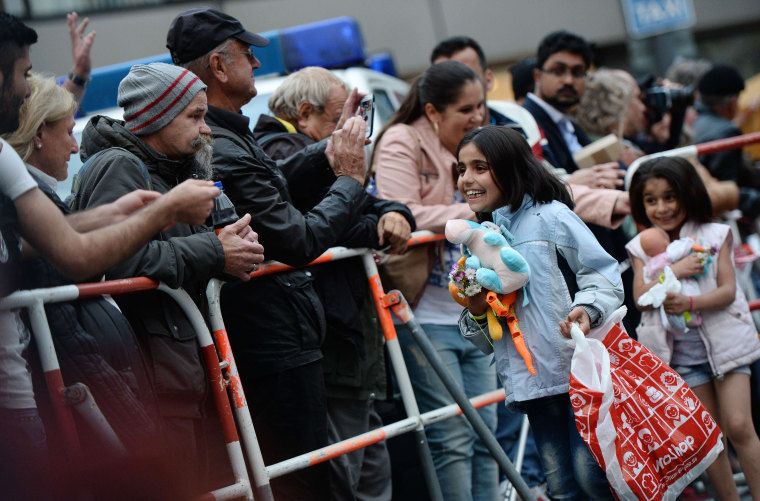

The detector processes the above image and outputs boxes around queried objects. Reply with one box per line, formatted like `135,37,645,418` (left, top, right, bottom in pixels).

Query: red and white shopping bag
569,308,723,501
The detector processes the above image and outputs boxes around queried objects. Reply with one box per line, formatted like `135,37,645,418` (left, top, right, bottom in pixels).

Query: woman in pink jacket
372,60,497,501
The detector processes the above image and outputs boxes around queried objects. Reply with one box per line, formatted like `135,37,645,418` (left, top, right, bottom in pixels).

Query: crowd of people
1,6,760,501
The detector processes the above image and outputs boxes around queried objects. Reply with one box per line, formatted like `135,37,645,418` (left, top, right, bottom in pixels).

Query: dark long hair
370,60,479,169
457,126,574,220
628,156,712,228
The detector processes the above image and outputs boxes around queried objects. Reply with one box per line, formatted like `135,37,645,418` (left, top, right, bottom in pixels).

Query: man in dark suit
523,30,625,191
525,31,590,171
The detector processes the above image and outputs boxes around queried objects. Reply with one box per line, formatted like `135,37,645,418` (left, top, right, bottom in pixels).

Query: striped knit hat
118,62,207,136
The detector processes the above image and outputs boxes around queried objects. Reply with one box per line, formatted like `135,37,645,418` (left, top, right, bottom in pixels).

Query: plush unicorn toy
445,219,535,375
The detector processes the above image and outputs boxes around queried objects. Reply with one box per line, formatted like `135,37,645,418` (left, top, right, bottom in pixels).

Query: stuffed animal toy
445,219,535,374
637,266,689,332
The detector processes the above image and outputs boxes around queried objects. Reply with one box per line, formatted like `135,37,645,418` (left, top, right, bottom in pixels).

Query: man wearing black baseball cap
167,7,269,65
167,7,373,501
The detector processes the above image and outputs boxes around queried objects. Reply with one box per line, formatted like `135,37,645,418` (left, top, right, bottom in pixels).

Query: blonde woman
4,73,79,191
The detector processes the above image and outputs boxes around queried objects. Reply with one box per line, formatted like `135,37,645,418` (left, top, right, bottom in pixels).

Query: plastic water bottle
211,181,238,234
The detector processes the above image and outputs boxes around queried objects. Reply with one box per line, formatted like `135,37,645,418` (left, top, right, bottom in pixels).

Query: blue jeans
397,323,498,501
496,396,545,487
520,394,613,501
672,362,751,388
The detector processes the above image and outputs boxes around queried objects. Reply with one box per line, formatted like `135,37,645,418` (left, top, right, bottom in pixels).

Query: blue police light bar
254,30,285,77
366,52,397,78
280,17,366,72
74,33,285,115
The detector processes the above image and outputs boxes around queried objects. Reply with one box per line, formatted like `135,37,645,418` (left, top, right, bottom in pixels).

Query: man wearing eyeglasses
167,7,372,501
524,30,598,175
525,31,627,203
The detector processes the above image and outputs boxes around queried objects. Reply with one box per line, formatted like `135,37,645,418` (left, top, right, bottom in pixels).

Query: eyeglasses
539,65,587,79
218,48,256,60
206,48,256,68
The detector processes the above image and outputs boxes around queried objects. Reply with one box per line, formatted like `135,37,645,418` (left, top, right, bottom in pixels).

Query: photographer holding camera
630,74,695,155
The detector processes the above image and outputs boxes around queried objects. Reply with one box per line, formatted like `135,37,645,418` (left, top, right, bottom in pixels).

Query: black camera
643,86,694,125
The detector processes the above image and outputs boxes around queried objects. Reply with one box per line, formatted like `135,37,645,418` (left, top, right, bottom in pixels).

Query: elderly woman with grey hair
571,68,648,168
573,68,635,139
255,65,414,501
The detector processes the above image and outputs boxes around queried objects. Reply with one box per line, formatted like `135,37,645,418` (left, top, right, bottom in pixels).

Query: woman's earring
433,121,440,137
35,142,42,150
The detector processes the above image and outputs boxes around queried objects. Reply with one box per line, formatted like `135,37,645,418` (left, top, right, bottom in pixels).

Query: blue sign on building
621,0,696,39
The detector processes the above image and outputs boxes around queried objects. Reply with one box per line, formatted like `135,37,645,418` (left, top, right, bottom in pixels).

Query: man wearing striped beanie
71,61,264,494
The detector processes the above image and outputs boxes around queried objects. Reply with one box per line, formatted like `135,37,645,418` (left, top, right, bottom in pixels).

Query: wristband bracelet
689,296,694,311
68,71,90,88
469,311,488,321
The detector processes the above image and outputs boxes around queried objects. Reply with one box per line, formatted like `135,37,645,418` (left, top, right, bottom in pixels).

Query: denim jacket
459,196,623,407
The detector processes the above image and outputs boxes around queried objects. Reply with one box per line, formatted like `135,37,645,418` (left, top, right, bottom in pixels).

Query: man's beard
190,134,214,180
543,86,580,113
0,85,23,135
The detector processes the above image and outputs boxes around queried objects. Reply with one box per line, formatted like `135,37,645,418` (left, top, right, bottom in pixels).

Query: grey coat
73,115,226,419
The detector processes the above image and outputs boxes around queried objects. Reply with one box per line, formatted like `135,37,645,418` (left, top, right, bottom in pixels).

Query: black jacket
73,115,226,419
254,114,416,399
206,105,374,378
693,102,744,183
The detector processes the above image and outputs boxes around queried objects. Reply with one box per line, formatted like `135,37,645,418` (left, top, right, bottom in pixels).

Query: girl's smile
642,177,685,240
457,142,506,213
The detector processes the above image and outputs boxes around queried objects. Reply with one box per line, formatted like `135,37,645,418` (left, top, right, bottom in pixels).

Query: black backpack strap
255,130,293,148
0,194,23,297
209,125,257,158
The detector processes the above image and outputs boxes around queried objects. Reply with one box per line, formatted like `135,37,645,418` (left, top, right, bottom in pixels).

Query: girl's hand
467,290,490,317
559,307,590,338
663,292,690,315
670,254,703,280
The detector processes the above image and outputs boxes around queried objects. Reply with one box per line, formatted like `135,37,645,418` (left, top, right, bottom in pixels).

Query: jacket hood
80,115,153,163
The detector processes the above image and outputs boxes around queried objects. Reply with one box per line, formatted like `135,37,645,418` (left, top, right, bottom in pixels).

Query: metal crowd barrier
1,231,534,501
623,131,760,190
209,231,532,501
0,278,252,500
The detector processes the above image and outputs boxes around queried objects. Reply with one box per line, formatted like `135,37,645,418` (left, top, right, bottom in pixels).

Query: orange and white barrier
624,131,760,190
0,278,253,501
3,231,536,501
